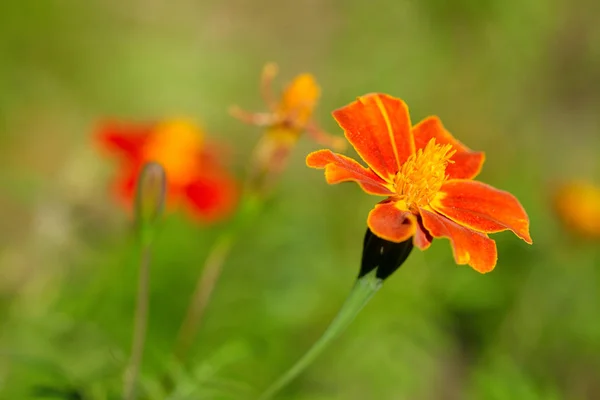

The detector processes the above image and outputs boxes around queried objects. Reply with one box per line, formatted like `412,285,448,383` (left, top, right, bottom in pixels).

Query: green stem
173,193,263,362
173,232,234,361
258,271,383,400
123,244,151,400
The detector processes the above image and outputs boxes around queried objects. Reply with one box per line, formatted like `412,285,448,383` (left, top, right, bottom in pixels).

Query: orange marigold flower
230,63,345,194
307,93,532,273
554,181,600,238
96,119,238,222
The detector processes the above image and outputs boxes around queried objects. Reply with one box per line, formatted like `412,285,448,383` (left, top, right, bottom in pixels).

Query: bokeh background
2,0,600,399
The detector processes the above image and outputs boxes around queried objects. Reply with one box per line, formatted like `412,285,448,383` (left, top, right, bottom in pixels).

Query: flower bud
135,162,167,235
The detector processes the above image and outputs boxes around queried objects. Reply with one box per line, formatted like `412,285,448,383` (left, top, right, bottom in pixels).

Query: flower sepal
359,227,414,280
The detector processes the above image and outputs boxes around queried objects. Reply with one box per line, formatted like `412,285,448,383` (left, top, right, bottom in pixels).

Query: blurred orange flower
554,181,600,238
230,63,345,193
307,93,532,273
96,119,237,222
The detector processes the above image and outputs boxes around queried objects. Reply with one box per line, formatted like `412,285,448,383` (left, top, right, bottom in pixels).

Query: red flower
307,94,532,273
96,119,237,222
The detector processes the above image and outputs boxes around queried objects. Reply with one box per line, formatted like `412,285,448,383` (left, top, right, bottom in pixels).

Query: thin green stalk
173,194,263,362
123,161,166,400
258,271,383,400
173,232,234,361
123,244,151,400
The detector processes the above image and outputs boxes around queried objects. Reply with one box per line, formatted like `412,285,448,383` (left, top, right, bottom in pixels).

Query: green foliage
1,0,600,399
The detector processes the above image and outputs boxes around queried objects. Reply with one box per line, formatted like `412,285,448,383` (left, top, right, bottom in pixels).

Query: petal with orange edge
420,208,497,273
306,149,393,196
96,122,151,160
432,180,532,243
367,201,417,243
414,218,433,250
412,116,485,179
183,174,237,222
333,93,414,180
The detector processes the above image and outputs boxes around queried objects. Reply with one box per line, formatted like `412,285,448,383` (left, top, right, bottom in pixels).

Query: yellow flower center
394,138,456,211
143,119,204,185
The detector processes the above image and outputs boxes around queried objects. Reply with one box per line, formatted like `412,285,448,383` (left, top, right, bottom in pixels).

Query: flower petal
183,174,238,222
414,218,433,250
432,179,532,243
96,122,151,161
279,73,320,127
367,201,417,243
113,167,138,207
412,116,485,179
420,208,497,273
306,149,393,196
332,93,414,180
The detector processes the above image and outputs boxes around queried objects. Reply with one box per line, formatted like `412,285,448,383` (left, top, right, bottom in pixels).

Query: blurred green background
1,0,600,399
